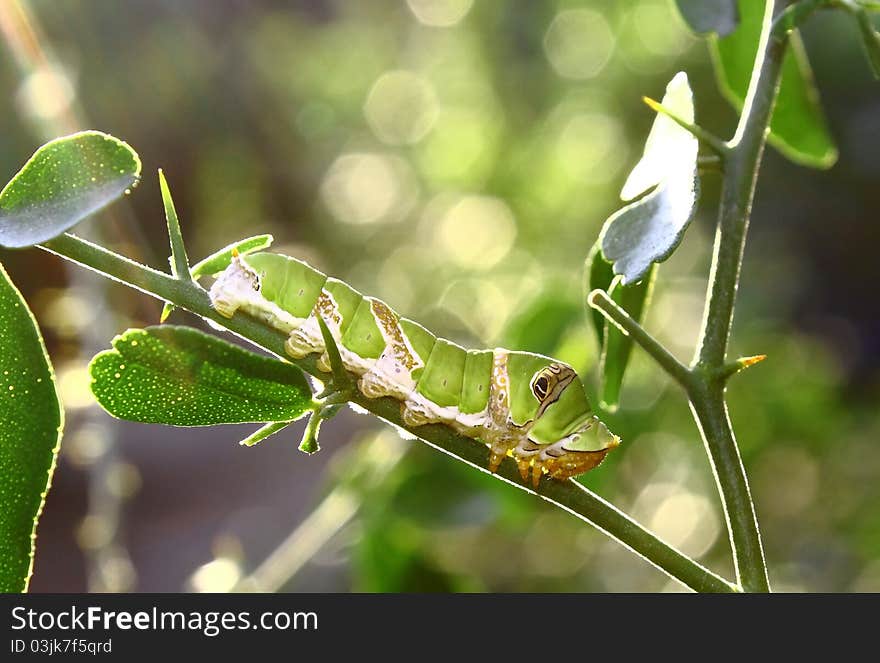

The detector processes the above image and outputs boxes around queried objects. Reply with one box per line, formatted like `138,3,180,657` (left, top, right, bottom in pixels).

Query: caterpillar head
524,361,619,462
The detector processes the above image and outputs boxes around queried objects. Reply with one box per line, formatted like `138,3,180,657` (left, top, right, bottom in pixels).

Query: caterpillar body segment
208,252,620,485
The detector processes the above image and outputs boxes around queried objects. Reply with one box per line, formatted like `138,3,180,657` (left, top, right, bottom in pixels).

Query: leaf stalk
642,96,730,157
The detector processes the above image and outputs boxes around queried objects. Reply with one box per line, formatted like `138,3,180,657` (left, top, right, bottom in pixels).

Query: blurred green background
0,0,878,592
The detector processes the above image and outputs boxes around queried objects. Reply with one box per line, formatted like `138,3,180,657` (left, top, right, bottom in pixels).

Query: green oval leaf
710,0,837,168
89,326,313,426
586,246,656,410
674,0,739,37
0,131,141,248
0,263,63,592
601,72,699,284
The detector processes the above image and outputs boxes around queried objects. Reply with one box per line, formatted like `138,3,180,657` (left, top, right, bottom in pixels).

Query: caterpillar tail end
545,448,614,482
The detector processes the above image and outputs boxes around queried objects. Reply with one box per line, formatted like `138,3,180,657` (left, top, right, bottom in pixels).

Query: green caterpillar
208,251,620,486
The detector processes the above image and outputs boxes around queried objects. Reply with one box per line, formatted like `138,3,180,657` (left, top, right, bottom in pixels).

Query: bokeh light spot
106,461,142,499
188,558,242,593
320,152,416,225
555,112,625,182
754,447,820,518
16,65,75,121
57,360,94,411
406,0,474,27
620,1,694,74
364,70,438,145
419,107,499,186
635,483,720,558
39,289,97,339
543,9,614,80
64,424,111,468
77,514,113,551
633,1,692,57
434,195,517,270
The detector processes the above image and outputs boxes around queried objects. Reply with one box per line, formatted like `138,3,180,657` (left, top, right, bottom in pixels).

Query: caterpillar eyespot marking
533,376,549,399
208,252,620,485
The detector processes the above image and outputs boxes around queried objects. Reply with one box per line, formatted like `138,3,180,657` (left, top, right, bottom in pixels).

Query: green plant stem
588,2,806,592
588,289,692,389
698,36,780,368
40,232,735,593
686,380,766,590
688,2,794,594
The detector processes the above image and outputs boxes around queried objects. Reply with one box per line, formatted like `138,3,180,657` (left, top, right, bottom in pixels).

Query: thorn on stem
722,354,767,380
159,168,192,280
159,301,174,323
317,315,352,391
739,354,767,369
